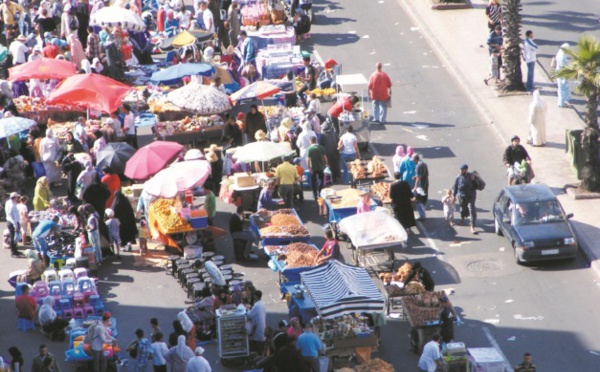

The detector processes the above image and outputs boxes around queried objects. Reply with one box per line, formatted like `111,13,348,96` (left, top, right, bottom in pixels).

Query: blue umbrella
150,63,216,84
0,116,36,138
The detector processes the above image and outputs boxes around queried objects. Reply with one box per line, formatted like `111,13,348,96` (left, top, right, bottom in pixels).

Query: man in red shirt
326,95,359,134
368,62,392,124
15,285,38,320
43,40,60,59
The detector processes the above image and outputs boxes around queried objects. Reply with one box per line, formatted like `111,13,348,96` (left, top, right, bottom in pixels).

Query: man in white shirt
121,104,137,148
417,334,444,372
92,312,116,372
200,1,214,33
176,6,192,29
9,34,28,64
5,192,21,256
337,125,360,184
246,290,267,355
523,30,538,92
74,116,89,152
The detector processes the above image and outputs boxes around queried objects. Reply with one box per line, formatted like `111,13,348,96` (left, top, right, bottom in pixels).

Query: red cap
236,112,245,120
102,311,111,320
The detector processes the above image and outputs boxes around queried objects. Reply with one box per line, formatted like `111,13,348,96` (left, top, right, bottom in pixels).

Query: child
149,332,168,372
17,195,30,246
484,48,500,85
105,208,121,258
442,189,455,226
138,219,150,256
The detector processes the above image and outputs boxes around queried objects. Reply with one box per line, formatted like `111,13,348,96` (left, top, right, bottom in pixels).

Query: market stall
249,208,310,246
336,74,371,149
13,96,87,125
148,198,209,250
401,291,452,353
320,188,377,239
65,316,121,368
216,306,250,366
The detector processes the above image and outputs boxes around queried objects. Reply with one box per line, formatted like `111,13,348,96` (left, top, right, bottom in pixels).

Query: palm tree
500,0,525,91
554,36,600,191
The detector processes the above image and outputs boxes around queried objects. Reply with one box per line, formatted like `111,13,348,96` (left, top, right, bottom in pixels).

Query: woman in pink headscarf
392,145,405,172
68,33,86,70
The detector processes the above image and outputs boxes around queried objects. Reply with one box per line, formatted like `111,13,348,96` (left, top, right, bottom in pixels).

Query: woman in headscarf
7,347,24,372
245,105,267,143
278,117,293,145
83,203,102,264
168,320,187,348
68,32,86,70
60,153,83,203
20,249,46,284
92,57,104,74
57,131,84,164
111,191,137,249
92,130,107,162
39,295,70,341
33,176,52,211
390,172,417,232
319,119,340,181
82,173,111,241
177,310,196,351
296,121,316,170
207,148,223,195
76,161,96,200
392,145,406,172
399,146,416,188
555,43,571,108
100,167,121,208
39,128,62,185
80,59,92,74
527,90,547,147
164,335,194,372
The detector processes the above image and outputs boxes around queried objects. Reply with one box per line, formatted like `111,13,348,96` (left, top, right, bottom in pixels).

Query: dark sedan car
493,184,577,264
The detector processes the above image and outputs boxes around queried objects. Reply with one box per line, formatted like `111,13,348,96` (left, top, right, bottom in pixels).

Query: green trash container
566,129,584,179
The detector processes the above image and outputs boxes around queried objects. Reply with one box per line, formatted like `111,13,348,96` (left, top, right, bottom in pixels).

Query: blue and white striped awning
300,260,385,319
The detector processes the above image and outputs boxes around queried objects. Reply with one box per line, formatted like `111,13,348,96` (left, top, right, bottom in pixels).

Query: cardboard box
233,173,255,188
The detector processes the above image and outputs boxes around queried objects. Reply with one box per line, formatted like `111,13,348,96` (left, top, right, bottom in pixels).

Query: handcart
216,306,250,366
401,293,448,353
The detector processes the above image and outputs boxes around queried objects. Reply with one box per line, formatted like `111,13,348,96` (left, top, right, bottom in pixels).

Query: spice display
357,358,395,372
372,182,392,204
402,291,449,328
282,250,317,268
150,198,193,233
270,213,301,226
286,242,316,254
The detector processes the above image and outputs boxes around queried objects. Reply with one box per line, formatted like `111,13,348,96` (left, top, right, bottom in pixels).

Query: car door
497,195,512,236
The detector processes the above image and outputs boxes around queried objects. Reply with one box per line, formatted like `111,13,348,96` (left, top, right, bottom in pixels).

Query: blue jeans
88,230,102,265
33,236,48,256
340,153,357,184
372,100,387,123
526,61,535,91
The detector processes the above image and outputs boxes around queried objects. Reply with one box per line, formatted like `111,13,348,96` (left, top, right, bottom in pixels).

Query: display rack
216,308,249,364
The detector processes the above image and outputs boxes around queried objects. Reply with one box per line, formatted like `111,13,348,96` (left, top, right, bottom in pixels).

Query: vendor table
283,283,317,324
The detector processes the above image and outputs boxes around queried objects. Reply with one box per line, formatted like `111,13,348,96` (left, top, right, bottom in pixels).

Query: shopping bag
32,161,46,178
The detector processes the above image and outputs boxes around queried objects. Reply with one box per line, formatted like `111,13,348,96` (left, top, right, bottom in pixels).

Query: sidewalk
396,0,600,272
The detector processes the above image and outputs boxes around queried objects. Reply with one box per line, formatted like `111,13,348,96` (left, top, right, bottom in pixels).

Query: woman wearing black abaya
319,120,340,181
82,174,111,242
112,191,137,249
76,0,90,48
389,172,416,232
61,153,83,203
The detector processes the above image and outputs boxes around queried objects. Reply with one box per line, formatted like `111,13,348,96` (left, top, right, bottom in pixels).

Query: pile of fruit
367,156,388,178
154,115,224,136
48,119,102,141
371,182,391,204
150,198,193,234
402,291,449,327
357,358,395,372
14,96,79,112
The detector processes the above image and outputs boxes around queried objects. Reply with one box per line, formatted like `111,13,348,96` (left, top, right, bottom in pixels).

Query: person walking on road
485,0,502,31
438,296,457,344
412,154,429,220
338,126,360,184
390,172,416,234
523,30,538,92
31,344,60,372
555,43,571,108
527,90,547,147
452,164,477,234
368,62,392,124
515,352,536,372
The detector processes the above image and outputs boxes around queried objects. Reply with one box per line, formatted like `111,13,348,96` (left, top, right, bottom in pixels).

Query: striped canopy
300,260,385,319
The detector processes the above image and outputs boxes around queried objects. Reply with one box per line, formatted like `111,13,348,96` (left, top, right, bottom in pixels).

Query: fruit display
14,96,80,112
309,88,337,98
154,115,225,137
348,158,388,181
48,119,103,141
324,188,364,209
357,358,395,372
149,198,193,234
371,182,391,204
367,156,388,178
402,291,449,328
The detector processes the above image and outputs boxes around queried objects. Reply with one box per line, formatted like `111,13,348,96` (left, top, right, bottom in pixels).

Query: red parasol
229,81,280,104
8,58,77,82
46,74,131,113
124,141,184,181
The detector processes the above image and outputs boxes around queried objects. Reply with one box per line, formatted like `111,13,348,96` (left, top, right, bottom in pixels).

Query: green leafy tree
554,36,600,191
500,0,525,91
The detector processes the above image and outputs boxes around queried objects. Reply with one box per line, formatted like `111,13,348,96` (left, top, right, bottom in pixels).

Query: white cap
195,346,205,355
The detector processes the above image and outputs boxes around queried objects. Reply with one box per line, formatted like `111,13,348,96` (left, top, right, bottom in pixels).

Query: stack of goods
275,242,318,268
256,43,303,79
379,263,425,297
347,157,388,181
150,198,193,234
241,1,270,28
357,359,395,372
402,292,450,327
250,25,296,49
14,96,86,124
324,188,364,209
28,210,78,228
154,115,225,137
254,209,309,238
371,182,391,204
348,159,366,180
47,119,102,142
312,314,373,347
367,156,388,178
65,316,117,362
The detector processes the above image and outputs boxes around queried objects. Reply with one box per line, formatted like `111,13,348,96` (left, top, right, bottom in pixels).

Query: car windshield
511,200,565,225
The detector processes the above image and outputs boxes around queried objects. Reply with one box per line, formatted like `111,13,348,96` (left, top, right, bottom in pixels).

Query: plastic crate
190,217,208,229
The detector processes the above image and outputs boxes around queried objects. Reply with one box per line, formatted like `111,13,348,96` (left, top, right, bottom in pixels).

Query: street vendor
403,262,435,292
32,215,60,266
314,229,340,264
356,190,372,214
439,295,457,344
257,180,280,211
203,184,216,226
327,95,359,134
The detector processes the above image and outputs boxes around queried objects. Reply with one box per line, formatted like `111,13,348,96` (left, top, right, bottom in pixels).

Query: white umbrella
167,82,232,115
90,6,146,32
232,141,295,163
143,160,212,198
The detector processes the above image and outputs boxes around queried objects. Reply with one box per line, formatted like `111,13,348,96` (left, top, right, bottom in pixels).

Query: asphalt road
2,0,600,371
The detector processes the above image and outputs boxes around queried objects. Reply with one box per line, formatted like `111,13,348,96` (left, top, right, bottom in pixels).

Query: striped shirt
486,3,501,23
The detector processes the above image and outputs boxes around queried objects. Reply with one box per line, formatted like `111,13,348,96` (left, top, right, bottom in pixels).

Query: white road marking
483,326,514,372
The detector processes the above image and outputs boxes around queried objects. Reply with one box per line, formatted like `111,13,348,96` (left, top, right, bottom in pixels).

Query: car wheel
494,217,502,236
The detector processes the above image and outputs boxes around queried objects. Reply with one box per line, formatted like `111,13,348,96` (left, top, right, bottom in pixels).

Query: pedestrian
60,153,83,204
112,191,138,250
442,189,455,226
515,352,536,372
319,120,340,181
17,195,29,246
8,347,24,372
126,329,151,372
149,318,162,343
296,323,324,372
178,311,197,351
439,296,457,344
227,0,240,47
185,347,211,372
485,0,501,31
306,136,328,200
5,192,21,257
83,203,102,264
389,172,416,233
246,290,267,355
206,149,223,196
337,125,360,185
297,121,316,170
486,25,503,80
523,30,538,92
101,167,121,209
368,62,393,124
412,154,429,220
297,56,316,107
452,164,477,234
31,345,60,372
168,321,186,348
392,145,405,172
76,161,95,200
245,105,267,143
399,149,416,188
121,104,137,148
39,128,61,185
292,158,305,202
164,335,194,372
202,185,216,226
307,93,321,114
149,332,168,372
555,43,571,107
275,156,297,208
274,335,305,372
138,220,150,256
417,334,444,372
104,208,121,257
527,90,547,146
484,48,500,85
15,285,37,320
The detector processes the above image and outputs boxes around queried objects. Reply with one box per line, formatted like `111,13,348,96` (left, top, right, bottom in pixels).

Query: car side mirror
566,213,574,219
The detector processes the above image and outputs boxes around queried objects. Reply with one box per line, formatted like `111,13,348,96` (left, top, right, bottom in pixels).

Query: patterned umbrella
90,6,146,32
229,81,280,104
167,83,232,115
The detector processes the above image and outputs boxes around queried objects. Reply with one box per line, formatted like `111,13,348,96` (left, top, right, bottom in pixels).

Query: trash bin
565,129,585,179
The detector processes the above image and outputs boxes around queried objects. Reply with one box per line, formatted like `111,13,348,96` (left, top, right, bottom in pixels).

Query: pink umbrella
124,141,184,181
143,160,212,198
